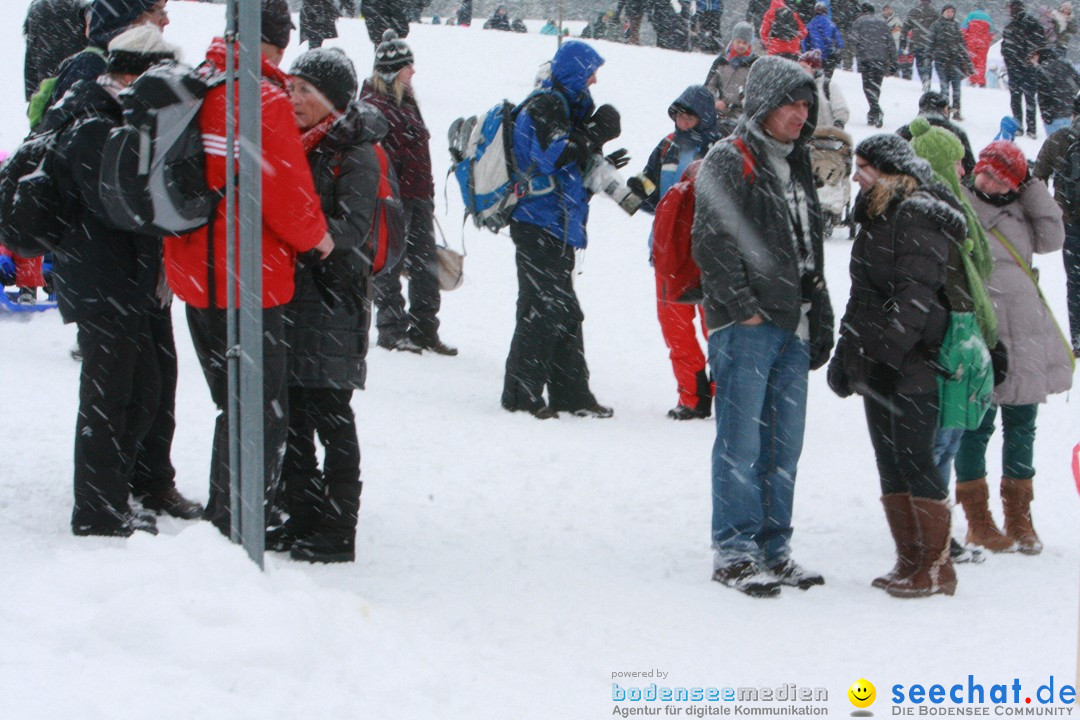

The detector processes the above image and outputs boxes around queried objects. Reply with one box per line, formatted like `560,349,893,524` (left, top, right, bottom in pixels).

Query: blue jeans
937,65,963,113
933,426,965,487
708,322,809,567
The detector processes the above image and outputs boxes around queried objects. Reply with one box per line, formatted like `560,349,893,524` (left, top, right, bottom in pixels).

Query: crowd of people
7,0,1078,602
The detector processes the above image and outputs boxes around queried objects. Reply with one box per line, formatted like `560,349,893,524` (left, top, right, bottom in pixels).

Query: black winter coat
929,17,973,75
831,182,963,396
1002,11,1047,69
362,0,408,44
852,14,898,75
300,0,341,43
1036,48,1080,124
23,0,88,101
46,80,162,324
286,102,388,390
901,2,937,50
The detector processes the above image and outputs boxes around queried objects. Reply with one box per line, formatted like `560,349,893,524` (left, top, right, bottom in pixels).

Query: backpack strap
731,137,758,182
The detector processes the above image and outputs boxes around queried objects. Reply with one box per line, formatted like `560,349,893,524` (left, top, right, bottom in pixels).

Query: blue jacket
803,14,844,61
511,41,604,248
641,85,719,213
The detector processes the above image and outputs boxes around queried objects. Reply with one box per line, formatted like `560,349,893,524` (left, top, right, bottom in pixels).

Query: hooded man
1003,0,1048,138
691,55,835,597
23,0,90,102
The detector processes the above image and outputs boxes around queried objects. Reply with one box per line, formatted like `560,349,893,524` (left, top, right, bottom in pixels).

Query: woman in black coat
300,0,349,48
827,134,966,599
274,48,386,563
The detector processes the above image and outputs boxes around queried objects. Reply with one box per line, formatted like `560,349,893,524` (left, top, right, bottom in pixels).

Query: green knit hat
908,117,965,195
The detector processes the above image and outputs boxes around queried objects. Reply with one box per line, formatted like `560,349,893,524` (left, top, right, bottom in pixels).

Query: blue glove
994,116,1019,141
0,254,15,286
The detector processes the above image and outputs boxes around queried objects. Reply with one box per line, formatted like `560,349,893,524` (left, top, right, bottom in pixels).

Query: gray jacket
964,180,1073,405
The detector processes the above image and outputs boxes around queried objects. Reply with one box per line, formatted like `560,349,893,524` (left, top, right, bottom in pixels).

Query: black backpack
0,120,77,258
771,6,800,40
99,61,227,237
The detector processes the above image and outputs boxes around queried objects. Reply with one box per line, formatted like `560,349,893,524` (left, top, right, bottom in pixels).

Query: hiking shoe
667,404,710,420
568,403,614,419
950,537,986,564
767,558,824,590
16,287,36,306
377,336,423,354
712,560,781,598
414,337,458,356
266,522,313,552
129,512,159,535
290,530,356,564
530,406,559,420
139,487,204,520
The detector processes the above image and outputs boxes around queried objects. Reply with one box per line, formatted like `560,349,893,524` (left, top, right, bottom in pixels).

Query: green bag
937,310,994,430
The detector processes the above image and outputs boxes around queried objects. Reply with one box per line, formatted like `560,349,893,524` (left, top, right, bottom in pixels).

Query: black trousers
863,391,946,500
501,222,596,412
280,387,361,532
130,306,179,499
373,197,441,344
1008,64,1039,134
72,312,161,532
186,305,288,536
862,69,884,120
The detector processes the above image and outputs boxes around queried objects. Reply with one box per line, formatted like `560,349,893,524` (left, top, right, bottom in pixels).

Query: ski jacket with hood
359,79,434,201
853,12,899,74
164,38,328,310
47,79,162,324
510,41,604,249
760,0,808,56
23,0,89,101
639,85,719,213
691,55,835,368
803,13,844,63
286,101,388,391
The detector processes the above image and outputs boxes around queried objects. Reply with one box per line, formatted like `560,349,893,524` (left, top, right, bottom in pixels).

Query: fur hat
261,0,295,50
855,133,931,179
106,24,178,75
290,48,358,112
974,141,1028,190
374,29,414,80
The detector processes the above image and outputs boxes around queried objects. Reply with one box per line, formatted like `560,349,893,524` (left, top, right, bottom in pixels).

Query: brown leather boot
886,497,957,598
872,494,919,589
955,478,1017,552
1001,477,1043,555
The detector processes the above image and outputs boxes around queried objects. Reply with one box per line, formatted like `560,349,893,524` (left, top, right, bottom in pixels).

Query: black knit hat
290,48,358,112
106,24,177,75
261,0,295,49
374,29,414,79
918,90,949,113
855,133,931,179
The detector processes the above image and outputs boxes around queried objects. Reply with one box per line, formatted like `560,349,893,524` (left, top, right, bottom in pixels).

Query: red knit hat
974,141,1028,190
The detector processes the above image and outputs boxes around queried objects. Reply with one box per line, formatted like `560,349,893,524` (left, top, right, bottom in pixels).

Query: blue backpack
447,90,565,234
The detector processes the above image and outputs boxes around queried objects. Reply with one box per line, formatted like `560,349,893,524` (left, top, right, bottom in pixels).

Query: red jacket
760,0,807,56
164,38,328,309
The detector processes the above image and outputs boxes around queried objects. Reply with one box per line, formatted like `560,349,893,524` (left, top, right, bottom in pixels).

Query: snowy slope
0,3,1077,719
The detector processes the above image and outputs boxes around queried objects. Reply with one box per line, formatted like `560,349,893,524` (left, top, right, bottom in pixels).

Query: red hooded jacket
760,0,807,56
164,38,328,309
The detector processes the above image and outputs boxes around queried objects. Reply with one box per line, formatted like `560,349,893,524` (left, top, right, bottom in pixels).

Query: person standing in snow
961,3,994,87
896,91,975,180
956,141,1073,556
852,2,897,128
272,48,381,563
798,49,848,128
360,30,456,356
1003,0,1047,139
361,0,408,45
827,134,963,598
704,21,759,137
1032,45,1080,136
45,25,179,536
901,0,937,92
760,0,808,57
164,0,335,538
23,0,89,102
928,4,973,121
483,5,511,30
801,2,843,78
501,41,621,420
300,0,352,49
691,56,834,597
627,85,719,420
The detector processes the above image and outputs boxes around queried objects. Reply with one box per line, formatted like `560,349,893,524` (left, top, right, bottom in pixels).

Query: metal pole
557,0,563,47
224,0,240,546
238,0,265,568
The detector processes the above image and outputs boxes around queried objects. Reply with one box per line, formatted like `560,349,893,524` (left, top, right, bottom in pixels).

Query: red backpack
652,159,704,303
369,143,405,275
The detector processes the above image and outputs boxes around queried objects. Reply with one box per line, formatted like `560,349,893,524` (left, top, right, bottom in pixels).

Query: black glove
605,148,630,170
626,175,647,198
826,357,853,398
990,339,1009,387
312,247,365,315
584,104,621,147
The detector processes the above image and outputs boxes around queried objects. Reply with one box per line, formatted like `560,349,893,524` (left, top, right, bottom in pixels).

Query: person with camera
500,41,625,420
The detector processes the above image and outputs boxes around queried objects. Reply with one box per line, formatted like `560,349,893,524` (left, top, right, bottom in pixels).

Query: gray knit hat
732,21,754,44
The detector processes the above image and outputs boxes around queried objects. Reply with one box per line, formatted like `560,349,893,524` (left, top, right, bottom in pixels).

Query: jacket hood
325,100,389,148
90,0,158,47
205,37,290,90
740,55,818,143
548,41,604,100
669,84,719,138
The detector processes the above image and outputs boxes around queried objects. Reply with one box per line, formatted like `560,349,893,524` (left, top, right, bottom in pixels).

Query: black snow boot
290,529,356,563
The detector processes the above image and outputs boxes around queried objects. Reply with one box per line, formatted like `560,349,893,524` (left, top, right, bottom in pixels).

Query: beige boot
872,494,919,589
955,478,1017,552
1001,477,1043,555
886,497,957,598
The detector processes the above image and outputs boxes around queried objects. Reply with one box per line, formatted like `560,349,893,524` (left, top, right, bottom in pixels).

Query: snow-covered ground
1,3,1077,718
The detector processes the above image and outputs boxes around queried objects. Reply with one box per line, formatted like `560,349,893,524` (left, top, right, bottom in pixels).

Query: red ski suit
963,19,993,86
760,0,807,57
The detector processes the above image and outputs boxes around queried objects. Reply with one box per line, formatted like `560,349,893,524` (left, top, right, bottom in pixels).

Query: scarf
300,112,339,155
